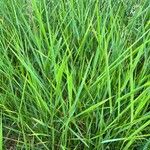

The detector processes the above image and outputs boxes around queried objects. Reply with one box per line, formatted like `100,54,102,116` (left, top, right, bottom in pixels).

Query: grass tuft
0,0,150,149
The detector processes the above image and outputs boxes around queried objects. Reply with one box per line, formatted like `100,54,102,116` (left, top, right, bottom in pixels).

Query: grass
0,0,150,149
0,113,2,150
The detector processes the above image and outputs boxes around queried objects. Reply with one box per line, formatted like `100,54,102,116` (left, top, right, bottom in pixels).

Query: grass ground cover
0,0,150,149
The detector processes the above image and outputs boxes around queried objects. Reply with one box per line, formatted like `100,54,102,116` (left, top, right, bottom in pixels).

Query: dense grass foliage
0,0,150,149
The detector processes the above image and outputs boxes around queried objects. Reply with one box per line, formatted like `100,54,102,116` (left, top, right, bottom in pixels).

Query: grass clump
0,0,150,149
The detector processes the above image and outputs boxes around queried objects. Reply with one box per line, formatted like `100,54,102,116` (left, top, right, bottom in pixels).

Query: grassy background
0,0,150,149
